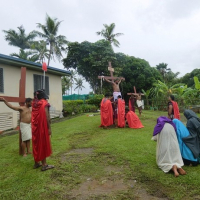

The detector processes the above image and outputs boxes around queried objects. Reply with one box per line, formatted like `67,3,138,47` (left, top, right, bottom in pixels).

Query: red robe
171,101,180,120
129,98,135,112
32,99,52,162
100,98,113,127
126,111,144,129
117,99,125,128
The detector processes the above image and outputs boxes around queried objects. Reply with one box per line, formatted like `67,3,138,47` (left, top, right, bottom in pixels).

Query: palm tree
3,26,36,50
62,76,71,95
96,23,123,47
33,14,68,66
156,63,171,81
31,40,49,63
69,70,77,95
74,77,85,95
10,49,39,62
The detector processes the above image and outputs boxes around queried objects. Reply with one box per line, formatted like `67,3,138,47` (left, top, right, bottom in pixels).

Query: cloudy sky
1,0,200,94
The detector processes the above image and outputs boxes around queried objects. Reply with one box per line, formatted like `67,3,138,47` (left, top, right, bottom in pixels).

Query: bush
62,100,98,116
86,94,103,107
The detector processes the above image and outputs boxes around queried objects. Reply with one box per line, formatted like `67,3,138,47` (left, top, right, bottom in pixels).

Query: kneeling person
125,108,144,129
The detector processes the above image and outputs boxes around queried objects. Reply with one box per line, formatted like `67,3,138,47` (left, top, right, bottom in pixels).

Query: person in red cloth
125,107,144,129
32,89,54,171
100,94,113,128
129,94,136,112
117,95,125,128
168,95,180,120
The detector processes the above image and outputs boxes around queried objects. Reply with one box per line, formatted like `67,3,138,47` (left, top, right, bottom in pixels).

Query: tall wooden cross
0,67,26,155
98,62,125,81
98,62,125,93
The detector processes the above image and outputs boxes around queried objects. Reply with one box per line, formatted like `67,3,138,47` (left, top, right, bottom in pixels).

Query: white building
0,53,70,131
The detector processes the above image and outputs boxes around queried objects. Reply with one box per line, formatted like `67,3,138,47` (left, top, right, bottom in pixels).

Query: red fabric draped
100,98,113,127
126,111,144,129
32,99,52,162
172,101,180,120
118,99,125,128
129,99,135,112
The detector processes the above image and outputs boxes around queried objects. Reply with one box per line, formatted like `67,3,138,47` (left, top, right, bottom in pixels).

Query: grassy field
1,110,200,200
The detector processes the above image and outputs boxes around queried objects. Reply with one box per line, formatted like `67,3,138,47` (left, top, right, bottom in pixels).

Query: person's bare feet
178,168,186,175
23,153,27,157
172,165,179,177
27,151,32,154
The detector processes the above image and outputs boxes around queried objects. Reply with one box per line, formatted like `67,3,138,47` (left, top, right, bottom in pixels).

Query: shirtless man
105,78,123,100
136,92,143,116
0,97,32,157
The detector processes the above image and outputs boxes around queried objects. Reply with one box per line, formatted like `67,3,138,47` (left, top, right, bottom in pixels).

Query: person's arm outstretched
0,97,22,111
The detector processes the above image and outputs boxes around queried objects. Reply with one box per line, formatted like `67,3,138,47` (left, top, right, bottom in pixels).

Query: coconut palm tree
31,40,49,63
74,77,85,95
3,26,36,50
33,14,68,66
96,23,123,47
10,49,39,62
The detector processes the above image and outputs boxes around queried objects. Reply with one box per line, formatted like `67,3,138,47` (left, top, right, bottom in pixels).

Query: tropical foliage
3,25,36,50
33,14,68,66
96,23,123,47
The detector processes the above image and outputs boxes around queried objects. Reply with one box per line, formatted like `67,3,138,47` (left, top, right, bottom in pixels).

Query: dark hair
170,95,174,101
25,98,32,103
34,89,49,100
118,95,122,98
105,93,109,98
125,107,129,112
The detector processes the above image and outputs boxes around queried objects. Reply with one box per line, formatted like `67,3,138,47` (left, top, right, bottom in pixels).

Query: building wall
0,63,63,131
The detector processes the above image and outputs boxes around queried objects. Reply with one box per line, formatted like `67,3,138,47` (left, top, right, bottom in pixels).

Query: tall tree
63,40,116,93
74,77,85,94
31,40,49,63
33,14,68,66
96,23,123,47
156,63,170,81
3,25,36,50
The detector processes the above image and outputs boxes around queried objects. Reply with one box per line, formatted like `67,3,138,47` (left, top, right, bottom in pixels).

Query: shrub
62,100,98,116
86,94,103,107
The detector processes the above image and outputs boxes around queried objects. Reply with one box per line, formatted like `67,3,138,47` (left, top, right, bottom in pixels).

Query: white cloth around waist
20,122,32,141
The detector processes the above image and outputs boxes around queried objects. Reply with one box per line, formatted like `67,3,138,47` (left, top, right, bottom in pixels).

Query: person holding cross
0,97,32,157
104,78,123,101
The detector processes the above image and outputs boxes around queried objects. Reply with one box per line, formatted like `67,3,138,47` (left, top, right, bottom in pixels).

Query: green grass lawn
1,110,200,200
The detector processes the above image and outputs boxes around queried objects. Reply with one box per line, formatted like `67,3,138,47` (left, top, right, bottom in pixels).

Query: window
33,74,49,95
0,68,4,93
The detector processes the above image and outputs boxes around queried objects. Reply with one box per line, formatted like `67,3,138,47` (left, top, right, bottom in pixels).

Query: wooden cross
0,67,26,155
127,86,144,96
98,62,125,81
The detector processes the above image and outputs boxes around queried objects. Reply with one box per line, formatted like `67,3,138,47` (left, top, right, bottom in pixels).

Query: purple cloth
153,116,176,136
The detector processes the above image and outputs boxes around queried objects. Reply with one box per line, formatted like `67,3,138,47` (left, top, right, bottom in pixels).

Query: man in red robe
100,94,113,128
117,95,125,128
129,94,136,112
168,95,180,120
32,89,54,171
125,108,144,129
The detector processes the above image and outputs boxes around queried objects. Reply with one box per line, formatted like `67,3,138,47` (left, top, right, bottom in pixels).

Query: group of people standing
99,93,144,129
153,95,200,177
0,89,54,171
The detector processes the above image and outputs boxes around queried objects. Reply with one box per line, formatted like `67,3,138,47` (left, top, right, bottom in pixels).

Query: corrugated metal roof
0,53,71,76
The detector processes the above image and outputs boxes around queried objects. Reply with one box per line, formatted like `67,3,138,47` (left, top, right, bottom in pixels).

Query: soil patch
59,148,169,200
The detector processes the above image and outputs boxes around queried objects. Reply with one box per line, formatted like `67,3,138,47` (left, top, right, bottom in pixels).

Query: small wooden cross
127,86,144,96
98,61,125,81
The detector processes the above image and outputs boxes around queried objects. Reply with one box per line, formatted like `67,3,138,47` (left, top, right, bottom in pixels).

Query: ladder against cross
0,67,26,155
98,62,125,82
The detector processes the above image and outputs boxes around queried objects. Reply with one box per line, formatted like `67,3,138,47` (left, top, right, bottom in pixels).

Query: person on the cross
104,77,123,101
